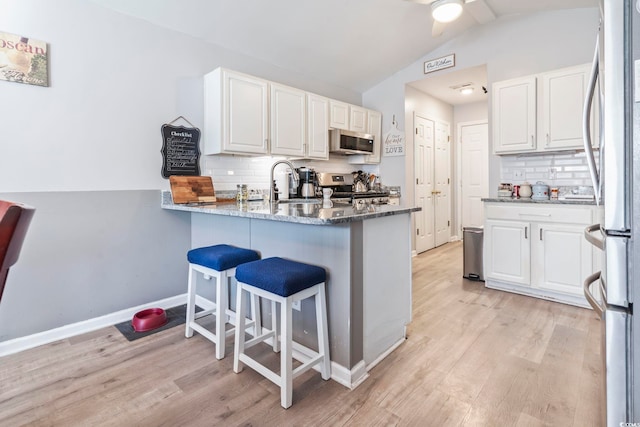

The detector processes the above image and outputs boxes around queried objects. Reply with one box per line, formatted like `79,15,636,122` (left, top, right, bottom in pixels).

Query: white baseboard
365,336,406,373
0,294,187,358
1,294,372,391
450,235,461,242
330,360,369,390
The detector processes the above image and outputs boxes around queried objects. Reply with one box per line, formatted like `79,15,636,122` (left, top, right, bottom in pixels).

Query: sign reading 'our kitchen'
424,54,455,74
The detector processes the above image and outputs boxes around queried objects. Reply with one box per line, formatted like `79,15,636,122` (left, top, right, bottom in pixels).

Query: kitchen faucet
270,160,298,204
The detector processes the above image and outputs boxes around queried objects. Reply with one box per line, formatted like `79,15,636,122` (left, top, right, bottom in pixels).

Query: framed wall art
0,31,49,87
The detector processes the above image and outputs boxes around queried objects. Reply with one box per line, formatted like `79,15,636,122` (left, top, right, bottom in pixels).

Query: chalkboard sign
161,124,201,178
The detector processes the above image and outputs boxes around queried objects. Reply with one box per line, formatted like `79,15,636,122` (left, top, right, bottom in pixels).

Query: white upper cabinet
329,100,349,130
306,93,329,160
349,109,382,165
204,68,269,155
349,106,368,133
540,64,591,151
492,76,537,154
270,82,306,157
492,63,594,155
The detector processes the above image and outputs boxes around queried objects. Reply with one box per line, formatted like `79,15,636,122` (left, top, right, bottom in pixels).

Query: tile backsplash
500,150,598,190
201,155,368,192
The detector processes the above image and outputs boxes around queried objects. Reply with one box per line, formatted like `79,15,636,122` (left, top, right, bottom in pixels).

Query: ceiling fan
406,0,496,37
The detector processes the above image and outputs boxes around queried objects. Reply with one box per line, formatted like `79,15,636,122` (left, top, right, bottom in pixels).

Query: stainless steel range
316,172,390,205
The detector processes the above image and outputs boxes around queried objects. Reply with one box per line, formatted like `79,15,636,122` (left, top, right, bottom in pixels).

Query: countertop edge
482,197,596,206
161,196,421,225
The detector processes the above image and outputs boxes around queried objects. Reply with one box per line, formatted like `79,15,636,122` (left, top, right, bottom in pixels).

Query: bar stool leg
280,297,293,408
250,291,261,338
316,284,331,380
185,265,198,338
215,269,228,360
233,283,246,374
272,300,280,353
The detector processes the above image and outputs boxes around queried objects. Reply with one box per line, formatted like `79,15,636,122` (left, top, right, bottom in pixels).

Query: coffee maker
292,167,317,198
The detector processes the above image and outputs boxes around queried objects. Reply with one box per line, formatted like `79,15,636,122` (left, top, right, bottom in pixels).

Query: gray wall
0,191,191,342
0,0,362,343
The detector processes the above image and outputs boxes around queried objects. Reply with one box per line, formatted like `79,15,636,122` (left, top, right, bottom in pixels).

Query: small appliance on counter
289,167,318,199
531,181,550,200
497,183,513,198
317,172,390,205
519,182,532,199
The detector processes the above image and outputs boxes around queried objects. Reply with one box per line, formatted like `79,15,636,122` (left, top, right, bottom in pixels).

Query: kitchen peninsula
162,192,420,389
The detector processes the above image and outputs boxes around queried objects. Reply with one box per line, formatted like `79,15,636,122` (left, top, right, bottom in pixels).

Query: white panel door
434,121,450,247
460,122,489,229
414,115,435,253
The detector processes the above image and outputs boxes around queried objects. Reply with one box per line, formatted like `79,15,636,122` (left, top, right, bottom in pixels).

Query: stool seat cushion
236,257,326,297
187,244,260,271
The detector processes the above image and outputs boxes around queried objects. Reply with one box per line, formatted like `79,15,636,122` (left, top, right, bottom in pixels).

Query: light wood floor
0,241,603,426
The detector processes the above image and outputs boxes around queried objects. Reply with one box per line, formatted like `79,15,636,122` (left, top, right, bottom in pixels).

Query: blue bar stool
186,244,261,359
233,257,331,409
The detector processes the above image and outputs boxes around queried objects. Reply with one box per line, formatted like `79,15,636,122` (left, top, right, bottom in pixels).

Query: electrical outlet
549,167,557,180
292,300,301,311
514,170,524,179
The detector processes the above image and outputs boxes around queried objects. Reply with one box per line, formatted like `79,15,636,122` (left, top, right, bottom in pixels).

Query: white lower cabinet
484,203,595,307
535,223,593,296
485,219,531,286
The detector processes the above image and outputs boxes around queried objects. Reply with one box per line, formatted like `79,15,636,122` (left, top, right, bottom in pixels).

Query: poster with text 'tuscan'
0,31,48,87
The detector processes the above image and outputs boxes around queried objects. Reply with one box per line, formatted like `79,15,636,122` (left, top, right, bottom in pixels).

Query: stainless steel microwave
329,129,374,155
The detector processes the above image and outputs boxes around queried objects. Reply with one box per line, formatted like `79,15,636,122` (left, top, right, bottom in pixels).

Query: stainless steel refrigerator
583,0,640,424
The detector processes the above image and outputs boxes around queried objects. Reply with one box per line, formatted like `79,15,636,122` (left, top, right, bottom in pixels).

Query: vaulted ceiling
91,0,598,94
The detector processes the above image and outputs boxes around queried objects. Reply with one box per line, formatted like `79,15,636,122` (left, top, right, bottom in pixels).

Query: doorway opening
406,64,489,254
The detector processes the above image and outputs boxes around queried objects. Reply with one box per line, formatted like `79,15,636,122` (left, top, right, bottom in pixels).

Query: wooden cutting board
169,176,217,204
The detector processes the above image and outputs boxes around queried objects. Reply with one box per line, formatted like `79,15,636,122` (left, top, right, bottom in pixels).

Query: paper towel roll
276,171,289,200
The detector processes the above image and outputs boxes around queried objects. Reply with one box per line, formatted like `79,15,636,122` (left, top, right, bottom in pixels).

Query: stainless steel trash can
463,226,484,281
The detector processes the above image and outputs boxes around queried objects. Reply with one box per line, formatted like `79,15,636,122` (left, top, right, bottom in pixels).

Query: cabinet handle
531,135,534,146
539,228,543,240
546,133,550,147
525,226,528,239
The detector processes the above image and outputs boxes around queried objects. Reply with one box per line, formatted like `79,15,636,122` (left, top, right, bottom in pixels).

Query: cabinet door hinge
417,228,420,235
416,128,419,135
448,220,450,227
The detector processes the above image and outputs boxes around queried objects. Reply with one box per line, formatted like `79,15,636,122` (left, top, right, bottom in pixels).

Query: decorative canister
519,182,532,199
532,181,550,200
550,187,559,200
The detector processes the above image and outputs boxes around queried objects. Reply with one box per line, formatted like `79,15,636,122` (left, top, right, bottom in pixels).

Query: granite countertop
482,197,597,206
161,191,421,225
